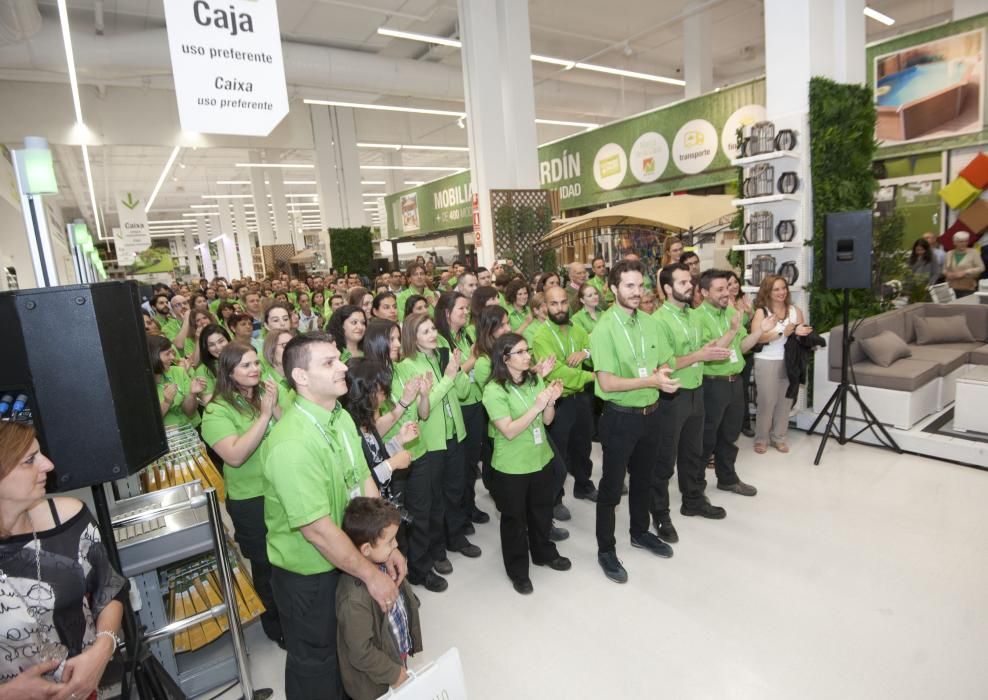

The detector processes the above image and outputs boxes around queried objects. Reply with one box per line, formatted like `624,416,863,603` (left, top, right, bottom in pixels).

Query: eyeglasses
506,348,530,356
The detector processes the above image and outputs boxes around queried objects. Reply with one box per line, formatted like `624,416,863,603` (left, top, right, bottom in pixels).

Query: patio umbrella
541,193,737,246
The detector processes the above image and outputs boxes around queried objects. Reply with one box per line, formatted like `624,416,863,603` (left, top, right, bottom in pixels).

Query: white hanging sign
115,192,152,257
111,228,138,266
162,0,289,137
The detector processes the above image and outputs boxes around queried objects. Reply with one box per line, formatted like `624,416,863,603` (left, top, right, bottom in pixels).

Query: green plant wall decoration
329,227,374,277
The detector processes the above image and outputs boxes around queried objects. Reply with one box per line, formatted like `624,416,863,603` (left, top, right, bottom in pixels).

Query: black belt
704,374,740,383
604,400,659,416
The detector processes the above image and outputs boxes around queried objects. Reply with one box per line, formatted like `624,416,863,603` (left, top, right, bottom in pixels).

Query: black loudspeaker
825,210,873,289
0,282,167,491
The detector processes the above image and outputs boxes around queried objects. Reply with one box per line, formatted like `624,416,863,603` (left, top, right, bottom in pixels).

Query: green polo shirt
394,352,465,451
482,377,553,475
438,328,482,406
695,302,746,377
653,303,703,390
201,395,273,500
262,396,371,575
156,366,197,427
587,276,610,310
523,319,545,346
508,306,530,332
571,308,600,336
160,317,181,342
396,287,437,322
590,306,663,407
532,320,593,396
262,366,296,414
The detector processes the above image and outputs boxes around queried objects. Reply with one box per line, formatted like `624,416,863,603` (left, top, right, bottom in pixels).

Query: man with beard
533,286,598,516
590,259,680,584
587,257,610,310
651,263,732,545
695,270,770,498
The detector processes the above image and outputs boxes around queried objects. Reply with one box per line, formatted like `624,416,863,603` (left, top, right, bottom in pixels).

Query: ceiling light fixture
362,193,387,197
202,194,253,199
536,118,598,129
376,27,462,48
361,165,465,172
80,145,105,240
361,180,386,185
530,54,576,70
146,146,181,213
572,62,685,86
234,162,314,169
357,142,469,152
303,99,465,118
863,6,895,25
55,0,83,124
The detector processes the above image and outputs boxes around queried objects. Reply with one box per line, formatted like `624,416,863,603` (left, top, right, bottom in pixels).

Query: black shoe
470,507,490,524
656,519,679,544
574,487,599,502
410,571,448,593
433,558,453,575
681,497,727,519
741,425,755,438
553,503,571,521
630,532,674,558
535,556,572,571
512,578,534,595
463,522,475,535
449,541,482,558
549,525,569,542
597,551,628,584
717,480,757,497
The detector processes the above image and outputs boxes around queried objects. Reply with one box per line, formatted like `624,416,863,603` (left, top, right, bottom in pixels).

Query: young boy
338,498,423,700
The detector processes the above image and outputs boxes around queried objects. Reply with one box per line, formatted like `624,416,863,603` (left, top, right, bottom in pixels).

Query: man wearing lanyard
533,287,598,510
651,263,732,545
588,257,610,310
696,270,768,498
590,260,681,584
262,333,406,700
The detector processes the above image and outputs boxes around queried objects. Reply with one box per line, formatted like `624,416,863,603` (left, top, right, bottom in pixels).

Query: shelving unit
731,149,802,167
731,193,801,207
731,241,803,252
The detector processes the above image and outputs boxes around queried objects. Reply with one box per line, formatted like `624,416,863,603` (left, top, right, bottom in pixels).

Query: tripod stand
807,288,902,465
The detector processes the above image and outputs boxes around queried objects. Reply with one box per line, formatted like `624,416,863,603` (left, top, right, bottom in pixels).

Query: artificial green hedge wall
329,227,374,277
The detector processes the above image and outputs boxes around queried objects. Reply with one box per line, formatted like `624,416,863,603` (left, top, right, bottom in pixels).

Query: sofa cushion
859,331,912,368
914,315,975,345
905,343,981,375
838,359,941,392
922,303,988,341
969,345,988,365
832,308,907,369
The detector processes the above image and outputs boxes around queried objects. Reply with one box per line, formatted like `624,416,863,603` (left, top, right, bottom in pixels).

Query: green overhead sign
385,78,766,236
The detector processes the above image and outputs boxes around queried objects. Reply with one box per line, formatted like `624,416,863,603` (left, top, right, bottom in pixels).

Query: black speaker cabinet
0,282,167,491
825,210,873,290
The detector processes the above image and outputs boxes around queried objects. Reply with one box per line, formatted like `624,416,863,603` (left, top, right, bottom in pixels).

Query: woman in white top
749,276,813,454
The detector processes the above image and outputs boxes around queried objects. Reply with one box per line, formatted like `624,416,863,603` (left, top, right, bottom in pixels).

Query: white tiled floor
207,429,988,700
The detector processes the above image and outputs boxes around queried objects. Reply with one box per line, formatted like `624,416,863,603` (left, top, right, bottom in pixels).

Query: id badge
638,367,649,378
469,369,476,383
532,427,544,445
445,402,453,418
349,485,361,500
729,348,739,364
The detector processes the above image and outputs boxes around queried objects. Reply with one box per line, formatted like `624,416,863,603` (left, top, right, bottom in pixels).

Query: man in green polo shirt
651,263,732,545
588,257,610,310
589,259,680,584
396,262,438,322
696,269,770,499
263,333,405,700
533,286,598,510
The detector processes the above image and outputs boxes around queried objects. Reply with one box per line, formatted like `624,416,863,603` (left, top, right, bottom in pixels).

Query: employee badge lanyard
424,353,455,423
509,383,544,445
664,305,700,357
547,324,575,360
618,314,649,378
294,402,363,499
702,305,739,364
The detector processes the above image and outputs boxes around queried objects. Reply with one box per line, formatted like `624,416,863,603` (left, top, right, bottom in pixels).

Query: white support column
458,0,540,266
310,104,336,266
197,217,215,280
249,150,275,247
683,3,714,99
954,0,984,20
266,154,293,247
833,0,865,85
232,199,256,278
310,105,365,231
217,201,242,279
184,229,200,277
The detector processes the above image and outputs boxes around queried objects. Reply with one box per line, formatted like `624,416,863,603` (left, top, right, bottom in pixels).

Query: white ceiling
5,0,957,237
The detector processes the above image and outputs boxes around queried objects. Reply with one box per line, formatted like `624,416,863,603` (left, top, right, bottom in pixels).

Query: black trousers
652,386,706,518
459,402,487,512
741,353,755,428
490,461,559,583
403,452,443,580
595,405,661,553
439,437,470,549
225,495,282,642
271,567,343,700
547,390,595,498
702,376,744,486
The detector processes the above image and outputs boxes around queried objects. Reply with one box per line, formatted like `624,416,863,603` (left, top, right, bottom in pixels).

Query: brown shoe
771,440,790,453
754,443,768,454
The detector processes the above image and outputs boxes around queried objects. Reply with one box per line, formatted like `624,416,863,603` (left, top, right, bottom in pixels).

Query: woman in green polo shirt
148,335,205,428
483,332,568,595
192,323,230,405
435,292,490,530
261,330,295,415
505,279,534,335
177,309,216,360
200,342,283,647
327,304,367,363
402,294,429,321
572,283,602,336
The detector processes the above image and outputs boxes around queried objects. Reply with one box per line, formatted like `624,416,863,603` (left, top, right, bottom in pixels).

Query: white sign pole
162,0,289,137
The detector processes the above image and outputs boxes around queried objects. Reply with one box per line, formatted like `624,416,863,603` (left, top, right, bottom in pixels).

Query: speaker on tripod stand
808,211,902,464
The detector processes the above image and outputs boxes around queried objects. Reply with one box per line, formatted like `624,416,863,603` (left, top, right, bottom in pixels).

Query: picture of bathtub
873,29,984,145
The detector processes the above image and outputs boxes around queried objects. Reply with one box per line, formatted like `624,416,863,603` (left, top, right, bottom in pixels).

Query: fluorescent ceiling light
303,99,465,118
863,6,895,25
536,118,598,129
79,145,105,240
190,203,219,208
146,146,181,213
405,181,425,186
184,212,219,217
377,27,683,87
202,194,252,199
209,235,226,242
216,180,251,185
56,0,83,124
361,165,464,172
357,142,469,152
362,180,386,185
286,180,317,185
147,219,191,224
363,193,387,197
234,162,314,169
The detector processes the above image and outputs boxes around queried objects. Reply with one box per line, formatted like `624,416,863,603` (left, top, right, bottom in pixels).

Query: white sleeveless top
757,305,797,361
